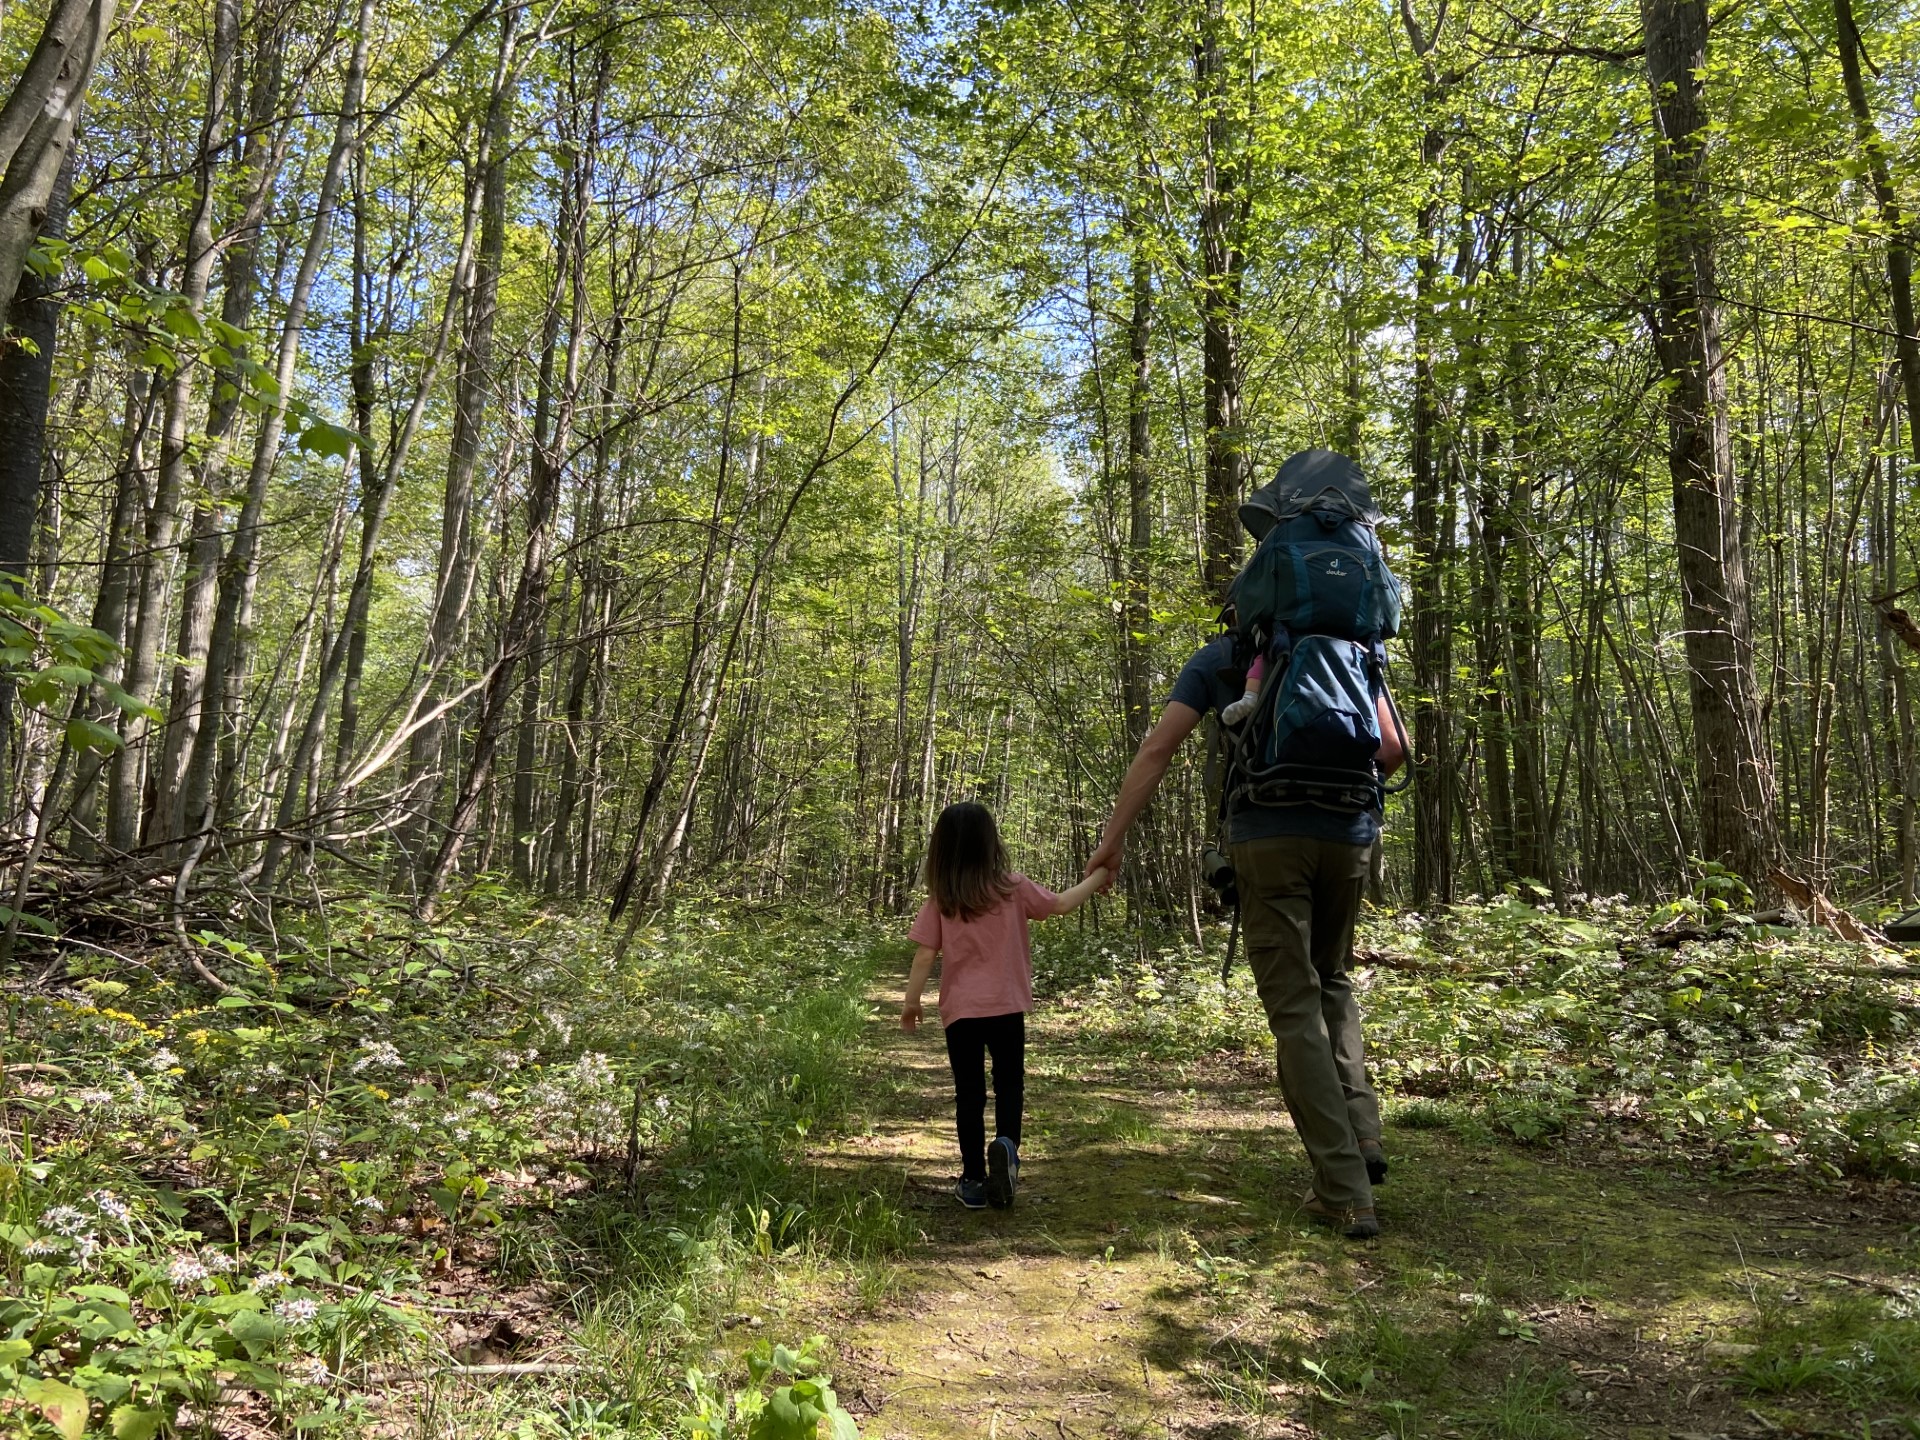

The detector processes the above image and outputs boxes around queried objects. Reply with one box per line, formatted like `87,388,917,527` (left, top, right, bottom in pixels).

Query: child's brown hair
924,801,1015,921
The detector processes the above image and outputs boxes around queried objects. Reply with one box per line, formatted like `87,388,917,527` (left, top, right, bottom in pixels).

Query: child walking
902,801,1108,1209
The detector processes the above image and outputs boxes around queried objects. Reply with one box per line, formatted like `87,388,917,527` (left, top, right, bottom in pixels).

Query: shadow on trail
801,995,1919,1440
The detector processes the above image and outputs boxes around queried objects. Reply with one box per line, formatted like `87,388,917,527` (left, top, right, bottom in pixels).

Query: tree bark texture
1641,0,1780,886
0,0,116,338
1194,0,1247,603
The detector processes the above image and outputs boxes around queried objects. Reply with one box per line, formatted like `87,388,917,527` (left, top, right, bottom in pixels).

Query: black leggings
943,1011,1025,1182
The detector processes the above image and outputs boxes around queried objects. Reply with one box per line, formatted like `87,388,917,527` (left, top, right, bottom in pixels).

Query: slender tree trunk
1834,0,1920,473
403,10,520,855
1473,469,1517,884
107,0,239,855
1641,0,1779,886
1122,226,1154,751
1194,0,1247,602
511,642,542,885
1401,0,1455,904
608,274,752,921
68,372,156,854
419,67,593,916
179,0,372,855
1837,0,1920,892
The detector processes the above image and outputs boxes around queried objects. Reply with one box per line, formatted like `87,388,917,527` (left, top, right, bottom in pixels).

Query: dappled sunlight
797,951,1920,1439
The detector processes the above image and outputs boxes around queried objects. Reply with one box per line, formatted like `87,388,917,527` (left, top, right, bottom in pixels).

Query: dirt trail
802,994,1920,1440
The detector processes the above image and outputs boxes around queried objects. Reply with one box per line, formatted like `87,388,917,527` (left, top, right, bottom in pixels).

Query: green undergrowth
1,892,892,1439
1035,892,1920,1180
6,886,1916,1439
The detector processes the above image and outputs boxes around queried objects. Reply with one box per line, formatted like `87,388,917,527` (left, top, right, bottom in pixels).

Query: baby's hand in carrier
1221,690,1259,726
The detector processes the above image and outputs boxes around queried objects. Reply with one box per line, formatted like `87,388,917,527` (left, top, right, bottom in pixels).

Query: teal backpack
1225,450,1409,814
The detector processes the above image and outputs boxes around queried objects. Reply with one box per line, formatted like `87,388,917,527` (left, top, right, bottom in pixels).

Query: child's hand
901,1000,922,1032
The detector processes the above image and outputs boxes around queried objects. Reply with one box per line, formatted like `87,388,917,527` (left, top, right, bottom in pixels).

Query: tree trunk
0,143,73,594
403,9,520,856
106,0,238,855
1641,0,1779,886
1122,227,1154,751
154,26,289,842
0,0,116,338
419,65,594,916
1194,0,1247,602
179,0,372,855
1834,0,1920,476
67,370,156,854
1400,0,1456,905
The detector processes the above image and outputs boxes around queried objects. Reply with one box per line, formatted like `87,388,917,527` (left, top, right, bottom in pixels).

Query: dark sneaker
954,1178,988,1210
1300,1190,1381,1240
1359,1138,1388,1187
987,1136,1019,1208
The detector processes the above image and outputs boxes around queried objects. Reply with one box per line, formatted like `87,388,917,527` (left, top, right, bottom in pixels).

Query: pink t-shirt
907,873,1065,1023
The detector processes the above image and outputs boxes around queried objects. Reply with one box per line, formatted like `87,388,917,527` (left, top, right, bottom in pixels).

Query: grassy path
799,990,1920,1440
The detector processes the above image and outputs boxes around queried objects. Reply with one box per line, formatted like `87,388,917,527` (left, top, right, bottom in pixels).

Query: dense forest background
3,0,1919,930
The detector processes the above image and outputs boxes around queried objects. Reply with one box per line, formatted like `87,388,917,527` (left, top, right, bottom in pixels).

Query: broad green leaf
19,1376,88,1440
65,716,124,754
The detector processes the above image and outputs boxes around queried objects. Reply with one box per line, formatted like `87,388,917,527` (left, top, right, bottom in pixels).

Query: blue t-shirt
1168,634,1380,847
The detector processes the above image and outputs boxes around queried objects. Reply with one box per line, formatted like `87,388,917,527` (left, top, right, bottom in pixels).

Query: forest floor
10,897,1919,1440
792,978,1920,1440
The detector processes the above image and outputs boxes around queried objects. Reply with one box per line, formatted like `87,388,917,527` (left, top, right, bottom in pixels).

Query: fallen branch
1825,1271,1918,1299
1768,870,1888,948
2,1062,73,1079
365,1360,579,1382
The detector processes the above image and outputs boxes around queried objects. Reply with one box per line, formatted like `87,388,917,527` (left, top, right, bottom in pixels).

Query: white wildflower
22,1237,62,1256
203,1250,238,1273
467,1088,500,1111
40,1205,88,1235
90,1189,131,1223
75,1088,113,1105
168,1255,211,1285
250,1269,290,1293
288,1355,331,1386
274,1296,319,1325
148,1048,179,1072
350,1040,403,1075
354,1195,384,1213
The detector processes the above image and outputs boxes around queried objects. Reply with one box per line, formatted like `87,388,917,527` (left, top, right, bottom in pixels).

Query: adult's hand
1086,702,1203,895
1085,841,1123,890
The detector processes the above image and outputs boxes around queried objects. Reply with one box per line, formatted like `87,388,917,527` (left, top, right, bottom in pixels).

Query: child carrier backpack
1224,449,1409,813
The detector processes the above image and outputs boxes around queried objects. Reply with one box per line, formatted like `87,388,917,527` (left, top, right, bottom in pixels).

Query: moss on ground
801,983,1920,1440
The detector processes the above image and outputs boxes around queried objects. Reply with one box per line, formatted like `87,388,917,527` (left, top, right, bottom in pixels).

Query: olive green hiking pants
1231,834,1381,1210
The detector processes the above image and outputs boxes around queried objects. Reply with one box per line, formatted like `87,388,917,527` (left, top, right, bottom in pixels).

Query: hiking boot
987,1136,1019,1209
1359,1138,1388,1187
1300,1190,1380,1239
954,1177,988,1210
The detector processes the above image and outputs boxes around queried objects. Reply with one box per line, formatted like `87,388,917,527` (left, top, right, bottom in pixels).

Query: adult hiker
1084,448,1408,1240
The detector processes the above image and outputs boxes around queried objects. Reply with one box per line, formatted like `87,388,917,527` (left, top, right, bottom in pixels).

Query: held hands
1085,844,1121,891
